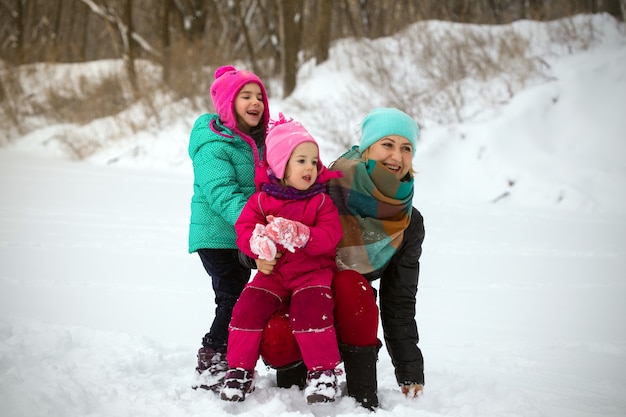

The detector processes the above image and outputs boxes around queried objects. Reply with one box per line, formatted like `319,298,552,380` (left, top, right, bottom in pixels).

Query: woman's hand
400,383,423,398
255,252,282,274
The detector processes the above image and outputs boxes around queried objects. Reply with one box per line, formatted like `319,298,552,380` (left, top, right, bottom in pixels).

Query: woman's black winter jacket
364,207,425,386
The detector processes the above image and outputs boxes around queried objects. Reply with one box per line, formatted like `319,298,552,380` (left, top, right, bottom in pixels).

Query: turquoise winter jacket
188,113,262,252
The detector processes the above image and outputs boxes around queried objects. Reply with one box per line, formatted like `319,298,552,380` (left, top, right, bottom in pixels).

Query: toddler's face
284,142,319,191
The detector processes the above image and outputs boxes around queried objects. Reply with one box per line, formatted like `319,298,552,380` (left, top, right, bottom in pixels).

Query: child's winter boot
304,369,339,404
220,368,255,402
196,345,228,374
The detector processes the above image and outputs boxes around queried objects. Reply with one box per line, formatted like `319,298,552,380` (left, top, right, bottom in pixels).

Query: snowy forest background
1,4,626,417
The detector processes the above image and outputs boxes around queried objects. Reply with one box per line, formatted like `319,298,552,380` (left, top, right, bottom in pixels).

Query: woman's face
365,135,413,180
234,82,264,132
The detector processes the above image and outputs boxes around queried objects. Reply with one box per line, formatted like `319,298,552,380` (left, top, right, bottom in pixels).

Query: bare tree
276,0,302,97
77,0,144,97
14,0,25,64
0,70,5,102
314,0,332,64
50,0,63,60
235,0,261,75
455,0,471,21
160,0,171,84
172,0,209,42
2,0,623,106
603,0,624,19
122,0,138,96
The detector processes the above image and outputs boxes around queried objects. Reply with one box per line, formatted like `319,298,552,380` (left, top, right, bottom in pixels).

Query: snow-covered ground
1,14,626,417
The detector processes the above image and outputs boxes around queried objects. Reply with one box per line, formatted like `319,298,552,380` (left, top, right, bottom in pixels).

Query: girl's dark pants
198,248,251,348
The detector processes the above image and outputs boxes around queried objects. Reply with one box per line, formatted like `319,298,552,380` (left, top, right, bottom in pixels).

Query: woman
253,108,426,410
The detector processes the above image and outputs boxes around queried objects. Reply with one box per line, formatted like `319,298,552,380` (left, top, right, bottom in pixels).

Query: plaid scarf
328,148,414,275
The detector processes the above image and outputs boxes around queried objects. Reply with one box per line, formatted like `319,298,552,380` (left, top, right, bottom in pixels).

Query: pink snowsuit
229,190,343,371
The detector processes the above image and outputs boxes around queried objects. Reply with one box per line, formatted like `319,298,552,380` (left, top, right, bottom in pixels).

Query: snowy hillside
1,14,625,417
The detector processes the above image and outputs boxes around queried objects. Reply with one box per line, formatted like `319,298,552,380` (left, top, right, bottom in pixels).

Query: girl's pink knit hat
265,113,319,179
210,65,269,131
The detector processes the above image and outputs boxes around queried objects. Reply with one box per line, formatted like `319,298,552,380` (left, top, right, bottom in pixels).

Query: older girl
188,66,269,390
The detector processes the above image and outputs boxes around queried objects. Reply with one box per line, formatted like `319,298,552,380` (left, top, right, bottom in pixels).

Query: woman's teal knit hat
360,108,419,156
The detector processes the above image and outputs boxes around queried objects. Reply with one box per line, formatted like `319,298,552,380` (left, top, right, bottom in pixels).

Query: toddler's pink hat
265,114,319,179
210,65,269,131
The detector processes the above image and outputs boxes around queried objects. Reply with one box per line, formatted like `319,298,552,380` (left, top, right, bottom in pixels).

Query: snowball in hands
264,215,310,253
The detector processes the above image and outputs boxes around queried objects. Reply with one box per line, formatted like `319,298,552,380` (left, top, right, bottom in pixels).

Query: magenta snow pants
226,270,340,371
259,269,380,368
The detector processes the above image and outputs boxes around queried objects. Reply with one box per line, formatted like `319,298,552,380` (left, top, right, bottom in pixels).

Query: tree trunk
160,0,171,84
314,0,332,64
277,0,300,97
50,0,64,61
490,0,503,22
80,3,89,61
603,0,624,20
235,0,261,75
450,0,470,22
122,0,139,97
15,0,24,64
